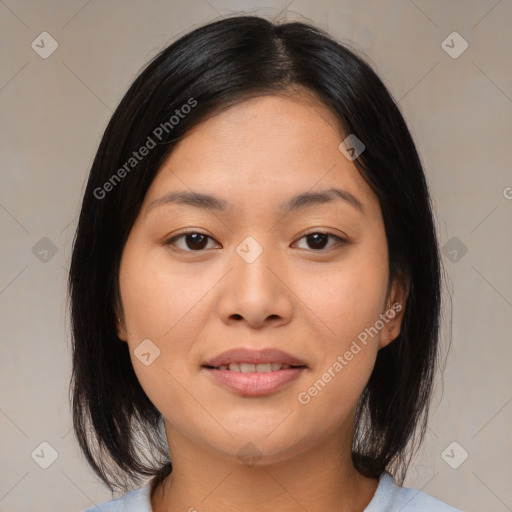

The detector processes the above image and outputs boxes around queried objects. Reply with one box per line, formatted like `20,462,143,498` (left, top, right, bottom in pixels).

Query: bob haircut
68,14,443,493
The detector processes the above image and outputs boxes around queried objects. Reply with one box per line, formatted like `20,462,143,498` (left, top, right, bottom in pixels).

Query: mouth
202,348,307,396
204,362,306,372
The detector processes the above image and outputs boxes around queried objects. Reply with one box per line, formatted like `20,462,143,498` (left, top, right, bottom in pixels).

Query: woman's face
117,91,406,464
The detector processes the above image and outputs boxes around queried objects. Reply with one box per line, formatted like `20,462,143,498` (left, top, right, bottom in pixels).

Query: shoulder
80,482,152,512
365,472,464,512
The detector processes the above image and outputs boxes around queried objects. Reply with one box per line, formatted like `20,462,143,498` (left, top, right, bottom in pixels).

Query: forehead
180,90,344,150
141,93,380,221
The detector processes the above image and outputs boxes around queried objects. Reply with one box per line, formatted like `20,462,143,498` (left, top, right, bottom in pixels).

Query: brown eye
165,232,219,251
295,232,347,251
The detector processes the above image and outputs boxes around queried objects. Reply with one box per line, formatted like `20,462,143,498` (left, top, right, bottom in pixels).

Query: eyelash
164,230,348,252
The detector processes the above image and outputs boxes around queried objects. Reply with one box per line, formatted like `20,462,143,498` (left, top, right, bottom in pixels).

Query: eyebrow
145,187,365,216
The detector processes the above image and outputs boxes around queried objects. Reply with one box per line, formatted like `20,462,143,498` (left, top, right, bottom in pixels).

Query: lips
214,362,298,372
202,348,307,369
202,348,307,396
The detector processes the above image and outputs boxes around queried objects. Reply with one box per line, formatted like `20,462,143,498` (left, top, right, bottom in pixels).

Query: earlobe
378,277,409,349
379,320,401,349
116,315,128,342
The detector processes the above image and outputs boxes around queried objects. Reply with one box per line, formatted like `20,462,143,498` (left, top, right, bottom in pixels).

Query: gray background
1,1,511,511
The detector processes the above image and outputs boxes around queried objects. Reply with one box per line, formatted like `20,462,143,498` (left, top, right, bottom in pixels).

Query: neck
150,424,379,512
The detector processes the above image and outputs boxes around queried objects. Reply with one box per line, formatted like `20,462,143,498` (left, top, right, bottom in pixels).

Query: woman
69,14,462,512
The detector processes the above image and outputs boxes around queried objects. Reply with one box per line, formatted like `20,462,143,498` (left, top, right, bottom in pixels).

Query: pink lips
203,348,306,367
202,348,307,397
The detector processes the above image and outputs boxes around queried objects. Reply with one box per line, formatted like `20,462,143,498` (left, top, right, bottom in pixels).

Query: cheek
300,249,389,346
294,267,387,428
295,349,376,442
119,245,211,343
292,241,388,414
118,245,219,415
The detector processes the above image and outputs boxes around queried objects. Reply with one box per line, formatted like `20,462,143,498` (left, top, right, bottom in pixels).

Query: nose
216,244,294,329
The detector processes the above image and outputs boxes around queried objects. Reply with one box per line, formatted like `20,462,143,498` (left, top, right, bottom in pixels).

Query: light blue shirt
83,471,463,511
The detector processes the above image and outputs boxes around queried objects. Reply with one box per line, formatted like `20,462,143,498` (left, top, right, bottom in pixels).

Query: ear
113,285,128,342
378,275,409,350
115,308,128,342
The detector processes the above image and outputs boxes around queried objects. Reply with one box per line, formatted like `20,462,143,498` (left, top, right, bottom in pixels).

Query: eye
164,230,348,252
294,231,347,251
165,231,220,251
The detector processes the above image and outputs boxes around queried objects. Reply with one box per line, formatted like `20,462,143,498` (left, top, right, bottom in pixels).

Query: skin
116,89,408,512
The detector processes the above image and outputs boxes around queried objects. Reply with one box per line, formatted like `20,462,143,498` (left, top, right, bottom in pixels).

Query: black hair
68,14,443,493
